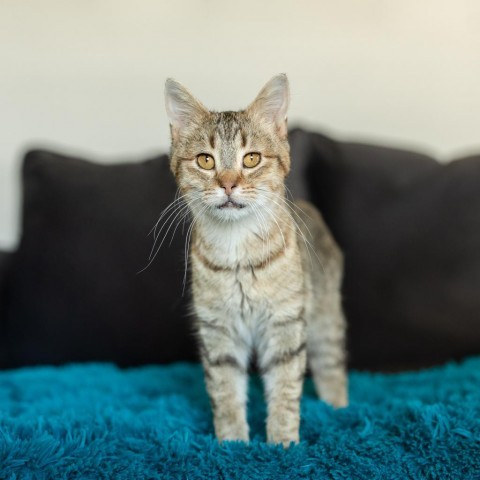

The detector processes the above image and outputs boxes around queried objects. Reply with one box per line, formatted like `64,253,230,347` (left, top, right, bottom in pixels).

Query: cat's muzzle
217,200,245,209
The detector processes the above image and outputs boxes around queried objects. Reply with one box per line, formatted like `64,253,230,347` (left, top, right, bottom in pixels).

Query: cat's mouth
217,200,245,210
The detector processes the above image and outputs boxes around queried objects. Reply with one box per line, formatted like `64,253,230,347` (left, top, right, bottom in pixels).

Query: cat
164,74,348,447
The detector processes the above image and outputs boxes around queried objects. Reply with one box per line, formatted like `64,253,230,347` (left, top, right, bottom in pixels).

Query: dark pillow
4,150,197,367
291,130,480,370
0,251,12,310
0,251,13,366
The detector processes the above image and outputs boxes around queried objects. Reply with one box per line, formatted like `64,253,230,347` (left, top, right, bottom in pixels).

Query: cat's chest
192,219,282,270
192,250,271,324
191,232,304,350
212,267,267,316
191,221,299,324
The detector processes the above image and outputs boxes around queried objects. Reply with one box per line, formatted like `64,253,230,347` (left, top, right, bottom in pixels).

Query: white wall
1,0,480,249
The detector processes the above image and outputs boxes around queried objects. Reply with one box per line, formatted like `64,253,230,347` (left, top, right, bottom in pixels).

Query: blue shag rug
0,358,479,479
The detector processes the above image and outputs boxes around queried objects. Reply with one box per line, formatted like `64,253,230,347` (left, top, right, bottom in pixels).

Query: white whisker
256,189,325,273
149,201,190,260
138,192,201,274
147,191,190,237
183,204,210,294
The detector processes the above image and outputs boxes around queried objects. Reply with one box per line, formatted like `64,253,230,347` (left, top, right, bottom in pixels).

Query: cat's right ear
246,74,290,139
165,79,208,143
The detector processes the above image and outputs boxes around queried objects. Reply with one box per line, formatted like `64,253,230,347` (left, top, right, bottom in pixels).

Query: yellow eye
243,152,261,168
197,154,215,170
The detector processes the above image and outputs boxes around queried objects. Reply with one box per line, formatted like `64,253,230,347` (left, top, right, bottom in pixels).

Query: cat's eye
197,154,215,170
243,152,261,168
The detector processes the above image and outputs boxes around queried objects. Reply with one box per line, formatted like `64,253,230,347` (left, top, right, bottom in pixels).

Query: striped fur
164,75,348,447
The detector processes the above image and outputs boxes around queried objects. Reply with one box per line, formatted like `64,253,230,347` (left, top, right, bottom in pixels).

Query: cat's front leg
259,316,307,448
197,321,250,443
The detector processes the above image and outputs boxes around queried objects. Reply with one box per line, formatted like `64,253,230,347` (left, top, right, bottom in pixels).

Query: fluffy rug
0,358,479,479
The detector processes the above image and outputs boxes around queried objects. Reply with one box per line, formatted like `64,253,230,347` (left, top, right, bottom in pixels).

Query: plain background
1,0,480,249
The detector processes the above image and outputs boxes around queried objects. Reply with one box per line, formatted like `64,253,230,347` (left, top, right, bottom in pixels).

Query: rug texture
0,358,479,479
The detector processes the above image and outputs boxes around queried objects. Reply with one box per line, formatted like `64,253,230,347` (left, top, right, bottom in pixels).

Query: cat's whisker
139,193,203,273
149,201,191,260
264,192,325,273
138,204,192,274
284,184,303,209
260,203,287,252
266,198,317,269
151,202,196,259
257,188,314,242
150,203,191,252
256,186,315,239
148,191,191,237
164,195,205,247
257,191,324,273
152,191,200,241
153,201,190,241
183,203,210,294
260,203,290,272
281,197,315,233
169,205,195,247
251,204,269,264
257,207,273,269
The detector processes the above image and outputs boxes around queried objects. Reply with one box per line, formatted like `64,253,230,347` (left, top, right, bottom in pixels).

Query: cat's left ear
165,78,209,143
247,74,290,139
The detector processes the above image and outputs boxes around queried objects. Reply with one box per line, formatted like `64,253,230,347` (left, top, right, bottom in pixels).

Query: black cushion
0,251,13,310
290,130,480,370
3,151,197,367
0,250,13,366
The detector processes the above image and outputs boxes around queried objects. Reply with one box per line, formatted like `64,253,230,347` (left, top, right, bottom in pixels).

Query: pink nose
221,181,237,196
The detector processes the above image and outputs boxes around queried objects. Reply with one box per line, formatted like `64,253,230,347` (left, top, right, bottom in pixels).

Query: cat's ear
247,74,290,138
165,79,208,142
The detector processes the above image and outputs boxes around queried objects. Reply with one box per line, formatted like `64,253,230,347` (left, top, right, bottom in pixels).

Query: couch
1,129,480,478
1,128,479,372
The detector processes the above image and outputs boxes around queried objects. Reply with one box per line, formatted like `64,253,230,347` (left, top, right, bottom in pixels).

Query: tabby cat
164,74,347,447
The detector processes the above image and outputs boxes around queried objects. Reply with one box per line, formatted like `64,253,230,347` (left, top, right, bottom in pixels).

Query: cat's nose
221,181,237,196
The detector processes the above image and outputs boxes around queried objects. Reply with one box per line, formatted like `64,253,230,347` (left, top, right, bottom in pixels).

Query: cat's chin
207,204,252,222
217,200,245,210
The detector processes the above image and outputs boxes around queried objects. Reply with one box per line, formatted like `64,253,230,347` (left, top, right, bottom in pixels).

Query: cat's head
164,74,291,223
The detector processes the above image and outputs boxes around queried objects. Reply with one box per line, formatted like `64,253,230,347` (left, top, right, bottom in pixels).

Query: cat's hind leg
306,291,348,408
295,199,348,408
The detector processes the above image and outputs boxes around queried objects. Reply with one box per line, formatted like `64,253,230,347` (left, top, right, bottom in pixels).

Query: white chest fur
191,213,304,354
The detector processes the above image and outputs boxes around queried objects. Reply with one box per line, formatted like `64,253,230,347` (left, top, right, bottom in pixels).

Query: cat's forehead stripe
209,132,215,149
213,111,242,142
210,111,247,168
241,130,247,148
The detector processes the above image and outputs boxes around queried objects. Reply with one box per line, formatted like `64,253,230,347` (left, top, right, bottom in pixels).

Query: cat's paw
314,372,348,408
218,435,249,444
267,431,299,449
321,383,348,408
267,422,299,448
215,422,249,444
328,392,348,409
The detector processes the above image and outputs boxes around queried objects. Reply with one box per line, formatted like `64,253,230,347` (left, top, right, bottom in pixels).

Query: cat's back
292,200,343,283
